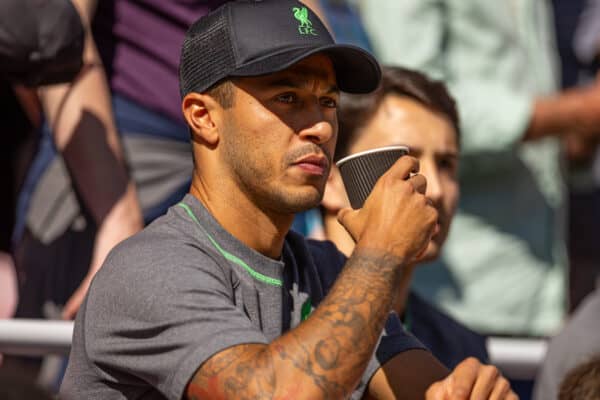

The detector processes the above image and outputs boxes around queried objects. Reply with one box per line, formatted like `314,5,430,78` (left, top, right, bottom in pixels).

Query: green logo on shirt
293,6,317,36
301,298,313,321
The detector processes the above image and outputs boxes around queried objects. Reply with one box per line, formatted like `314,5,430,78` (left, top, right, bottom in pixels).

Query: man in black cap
60,1,515,399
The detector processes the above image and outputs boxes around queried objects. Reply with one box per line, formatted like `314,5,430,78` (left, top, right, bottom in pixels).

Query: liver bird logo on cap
292,6,317,36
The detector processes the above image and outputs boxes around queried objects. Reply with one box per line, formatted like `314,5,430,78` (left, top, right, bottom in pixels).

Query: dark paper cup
336,145,409,209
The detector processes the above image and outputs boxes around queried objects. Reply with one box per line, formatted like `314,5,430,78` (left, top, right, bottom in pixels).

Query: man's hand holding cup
336,146,439,263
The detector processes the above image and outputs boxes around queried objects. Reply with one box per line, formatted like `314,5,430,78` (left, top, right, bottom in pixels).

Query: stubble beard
223,141,326,216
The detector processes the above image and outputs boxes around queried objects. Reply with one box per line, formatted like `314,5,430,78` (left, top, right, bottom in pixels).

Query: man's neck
190,173,292,259
323,210,356,257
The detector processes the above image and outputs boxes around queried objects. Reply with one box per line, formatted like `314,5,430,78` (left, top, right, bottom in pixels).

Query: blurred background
1,0,599,399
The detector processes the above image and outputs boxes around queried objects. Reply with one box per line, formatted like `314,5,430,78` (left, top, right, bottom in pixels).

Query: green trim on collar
177,202,283,287
402,300,412,332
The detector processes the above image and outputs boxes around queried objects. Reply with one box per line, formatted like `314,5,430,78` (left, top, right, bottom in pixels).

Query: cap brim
230,44,381,94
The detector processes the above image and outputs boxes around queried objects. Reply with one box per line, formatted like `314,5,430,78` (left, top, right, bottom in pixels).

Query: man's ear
322,166,350,212
182,92,221,145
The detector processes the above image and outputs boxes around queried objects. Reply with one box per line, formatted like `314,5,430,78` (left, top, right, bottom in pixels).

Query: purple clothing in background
92,0,228,124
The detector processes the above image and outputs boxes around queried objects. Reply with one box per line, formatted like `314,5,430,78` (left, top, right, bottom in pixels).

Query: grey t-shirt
60,194,424,400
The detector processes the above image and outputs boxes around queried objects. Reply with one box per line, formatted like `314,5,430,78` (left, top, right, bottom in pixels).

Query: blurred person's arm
529,76,600,162
525,74,600,142
38,0,143,319
524,73,600,163
366,357,517,400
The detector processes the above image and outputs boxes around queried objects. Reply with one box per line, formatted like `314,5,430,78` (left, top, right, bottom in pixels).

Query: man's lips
292,155,329,175
431,214,445,240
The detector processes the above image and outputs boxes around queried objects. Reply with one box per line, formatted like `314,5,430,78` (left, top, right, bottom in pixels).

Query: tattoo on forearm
187,251,403,400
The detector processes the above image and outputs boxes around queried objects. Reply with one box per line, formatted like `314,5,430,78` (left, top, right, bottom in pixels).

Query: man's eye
439,159,457,173
320,97,337,108
277,93,297,103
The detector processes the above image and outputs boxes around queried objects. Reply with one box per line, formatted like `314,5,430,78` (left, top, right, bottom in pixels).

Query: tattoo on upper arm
186,251,402,400
187,344,276,400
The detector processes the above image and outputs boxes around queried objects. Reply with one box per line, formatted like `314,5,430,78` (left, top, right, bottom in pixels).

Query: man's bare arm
187,251,403,400
186,157,439,399
367,355,517,400
38,0,143,319
525,74,600,142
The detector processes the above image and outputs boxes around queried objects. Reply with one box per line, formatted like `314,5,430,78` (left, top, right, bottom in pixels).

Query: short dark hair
186,80,234,144
336,66,459,161
559,355,600,400
206,79,235,109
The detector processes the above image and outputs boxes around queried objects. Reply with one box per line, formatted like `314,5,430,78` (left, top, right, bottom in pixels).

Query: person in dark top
321,66,489,369
61,1,516,399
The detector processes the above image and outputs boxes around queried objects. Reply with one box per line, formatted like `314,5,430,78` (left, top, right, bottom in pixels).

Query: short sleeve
83,233,269,400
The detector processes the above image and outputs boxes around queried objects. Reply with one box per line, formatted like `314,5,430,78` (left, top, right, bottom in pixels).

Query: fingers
446,357,479,399
408,173,427,195
470,364,499,399
386,155,419,181
506,392,519,400
489,375,517,400
339,154,437,259
425,380,447,400
442,358,517,400
385,156,426,194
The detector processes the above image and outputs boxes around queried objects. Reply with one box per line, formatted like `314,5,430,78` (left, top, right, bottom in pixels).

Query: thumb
337,207,362,242
336,206,352,226
425,380,448,400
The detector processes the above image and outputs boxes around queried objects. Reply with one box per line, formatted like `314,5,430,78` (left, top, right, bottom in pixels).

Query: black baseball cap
179,0,381,97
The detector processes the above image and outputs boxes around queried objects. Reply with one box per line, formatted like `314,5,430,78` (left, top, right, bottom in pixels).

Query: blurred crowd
1,0,600,399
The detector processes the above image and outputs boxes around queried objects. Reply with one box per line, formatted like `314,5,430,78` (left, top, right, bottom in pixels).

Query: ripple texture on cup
337,147,408,209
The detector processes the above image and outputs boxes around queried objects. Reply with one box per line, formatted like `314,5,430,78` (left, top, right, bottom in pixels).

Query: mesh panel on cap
179,7,236,97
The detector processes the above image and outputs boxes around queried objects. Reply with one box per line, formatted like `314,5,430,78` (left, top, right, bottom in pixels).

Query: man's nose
297,106,335,144
422,161,442,204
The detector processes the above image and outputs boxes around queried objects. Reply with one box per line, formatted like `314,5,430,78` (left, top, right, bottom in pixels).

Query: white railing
0,319,548,379
486,336,548,380
0,319,72,356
